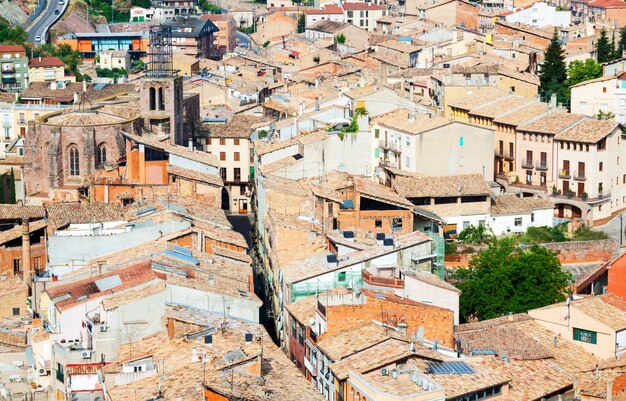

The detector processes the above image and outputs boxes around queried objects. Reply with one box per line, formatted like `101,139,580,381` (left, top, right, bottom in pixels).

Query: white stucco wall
398,273,460,325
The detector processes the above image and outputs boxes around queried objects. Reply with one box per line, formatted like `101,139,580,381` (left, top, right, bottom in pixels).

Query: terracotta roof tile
29,57,65,68
0,205,45,220
372,108,450,135
45,202,125,230
493,102,549,126
316,323,390,361
490,195,554,215
392,174,492,198
470,96,529,119
554,118,619,144
516,112,586,134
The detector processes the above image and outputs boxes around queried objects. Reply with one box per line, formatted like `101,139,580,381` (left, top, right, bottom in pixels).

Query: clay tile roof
305,4,344,14
353,176,414,208
29,57,65,68
403,270,461,293
46,262,157,312
0,205,45,220
45,202,125,230
588,0,626,8
490,195,554,215
372,108,450,135
342,2,386,9
0,45,25,53
66,363,105,376
307,20,351,33
316,323,389,361
455,313,533,333
492,102,549,126
516,112,586,134
457,324,553,360
392,174,492,198
379,39,423,53
0,276,28,298
166,164,223,187
202,115,272,139
572,293,626,330
285,295,317,325
470,96,528,119
447,88,507,111
554,118,619,144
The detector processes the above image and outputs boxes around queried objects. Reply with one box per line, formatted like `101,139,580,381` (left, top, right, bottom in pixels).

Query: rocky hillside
0,0,39,26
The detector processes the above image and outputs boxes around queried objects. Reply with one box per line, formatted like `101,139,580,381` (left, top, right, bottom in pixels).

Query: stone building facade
24,105,143,201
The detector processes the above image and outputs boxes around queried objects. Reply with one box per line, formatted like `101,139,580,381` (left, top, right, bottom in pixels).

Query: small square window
514,218,523,227
12,308,19,316
375,219,382,228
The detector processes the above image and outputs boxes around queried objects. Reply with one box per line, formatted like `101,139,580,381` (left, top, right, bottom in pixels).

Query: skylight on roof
426,361,475,375
94,274,122,292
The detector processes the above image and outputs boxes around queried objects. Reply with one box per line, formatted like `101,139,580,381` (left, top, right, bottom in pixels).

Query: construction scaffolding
146,26,176,78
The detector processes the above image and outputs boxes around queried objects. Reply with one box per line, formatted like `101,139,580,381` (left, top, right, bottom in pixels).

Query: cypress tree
8,168,16,205
610,30,619,60
619,25,626,58
539,30,568,106
597,28,612,63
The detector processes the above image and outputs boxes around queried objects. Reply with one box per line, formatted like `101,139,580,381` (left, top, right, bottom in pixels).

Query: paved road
596,212,626,245
27,0,68,44
236,31,251,49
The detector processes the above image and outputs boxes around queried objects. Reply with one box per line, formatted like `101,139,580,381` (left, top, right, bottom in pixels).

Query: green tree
0,19,28,45
597,28,612,63
297,13,305,33
611,30,620,60
336,33,346,44
619,25,626,57
8,168,16,205
452,239,572,321
566,59,602,87
596,110,615,120
539,30,568,106
458,224,494,244
198,0,221,13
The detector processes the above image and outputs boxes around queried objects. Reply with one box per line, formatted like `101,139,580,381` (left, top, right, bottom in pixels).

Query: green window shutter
375,148,380,158
574,328,597,344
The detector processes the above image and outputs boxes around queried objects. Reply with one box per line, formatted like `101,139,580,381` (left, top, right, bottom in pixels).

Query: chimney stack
83,80,87,92
21,219,31,285
188,139,194,152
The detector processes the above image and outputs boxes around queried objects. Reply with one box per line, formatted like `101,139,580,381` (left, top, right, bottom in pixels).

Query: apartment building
164,17,218,58
97,50,131,71
0,45,28,93
151,0,198,15
0,101,71,154
203,115,270,213
305,4,344,26
503,2,571,27
204,14,237,59
342,2,387,31
28,57,72,84
371,108,494,179
571,74,626,123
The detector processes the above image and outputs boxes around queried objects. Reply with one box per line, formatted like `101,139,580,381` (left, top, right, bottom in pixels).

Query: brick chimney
21,219,31,285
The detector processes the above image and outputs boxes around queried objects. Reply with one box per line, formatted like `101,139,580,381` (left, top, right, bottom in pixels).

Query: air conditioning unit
381,368,389,376
81,351,92,359
100,325,108,333
38,368,48,376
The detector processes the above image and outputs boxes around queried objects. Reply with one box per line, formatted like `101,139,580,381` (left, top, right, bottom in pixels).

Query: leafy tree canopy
566,59,602,87
452,239,572,322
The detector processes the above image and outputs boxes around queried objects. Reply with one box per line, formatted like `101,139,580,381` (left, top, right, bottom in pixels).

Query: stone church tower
140,26,185,146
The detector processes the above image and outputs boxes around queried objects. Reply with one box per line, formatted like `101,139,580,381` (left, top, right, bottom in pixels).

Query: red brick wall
0,243,47,277
456,1,479,31
324,295,454,347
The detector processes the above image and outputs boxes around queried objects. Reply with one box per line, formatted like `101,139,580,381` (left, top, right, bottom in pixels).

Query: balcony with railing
535,161,548,171
559,168,571,179
362,269,404,289
378,139,401,153
521,158,533,169
574,170,586,181
494,148,513,160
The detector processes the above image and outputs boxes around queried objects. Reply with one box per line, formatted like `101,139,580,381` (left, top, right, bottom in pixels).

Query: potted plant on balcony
582,192,588,201
567,189,574,199
514,176,520,184
599,183,604,196
552,185,557,195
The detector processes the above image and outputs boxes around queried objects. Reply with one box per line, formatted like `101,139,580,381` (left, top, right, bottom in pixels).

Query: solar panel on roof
471,349,497,355
94,274,122,292
327,254,338,264
93,83,107,90
136,206,156,216
426,361,475,375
